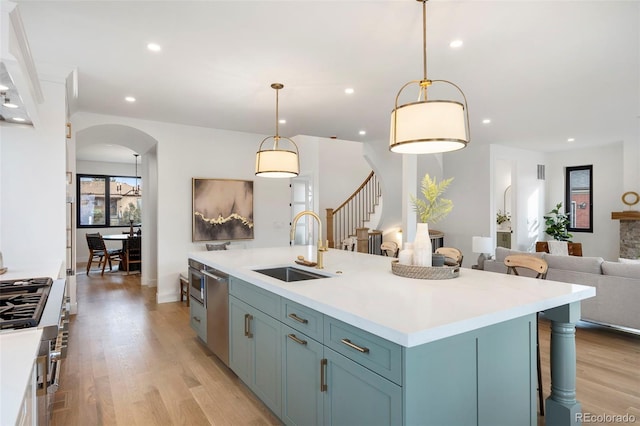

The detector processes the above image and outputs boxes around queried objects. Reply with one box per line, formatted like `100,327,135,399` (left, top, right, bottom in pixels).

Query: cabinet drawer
281,299,323,342
230,277,280,318
324,317,402,385
189,298,207,342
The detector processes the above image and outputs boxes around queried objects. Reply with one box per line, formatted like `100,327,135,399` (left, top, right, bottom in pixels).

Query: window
565,165,592,233
77,174,142,227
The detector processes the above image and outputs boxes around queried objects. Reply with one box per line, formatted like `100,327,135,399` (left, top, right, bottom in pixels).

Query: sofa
483,247,640,330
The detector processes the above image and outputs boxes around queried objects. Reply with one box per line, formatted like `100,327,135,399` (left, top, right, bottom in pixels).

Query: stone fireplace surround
611,211,640,259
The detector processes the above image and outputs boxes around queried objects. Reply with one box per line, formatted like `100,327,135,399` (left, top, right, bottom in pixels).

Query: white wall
318,138,371,216
545,142,624,260
0,80,67,268
439,143,492,267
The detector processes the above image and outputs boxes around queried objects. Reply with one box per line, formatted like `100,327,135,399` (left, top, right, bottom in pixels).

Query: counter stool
179,272,189,306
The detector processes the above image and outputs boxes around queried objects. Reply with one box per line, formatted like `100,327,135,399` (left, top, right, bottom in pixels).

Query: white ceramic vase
413,223,432,267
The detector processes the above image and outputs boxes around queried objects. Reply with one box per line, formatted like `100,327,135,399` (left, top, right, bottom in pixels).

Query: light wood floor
51,271,280,426
52,271,639,426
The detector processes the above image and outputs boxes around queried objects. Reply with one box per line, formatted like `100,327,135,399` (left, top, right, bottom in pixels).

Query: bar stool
179,272,189,306
504,254,548,416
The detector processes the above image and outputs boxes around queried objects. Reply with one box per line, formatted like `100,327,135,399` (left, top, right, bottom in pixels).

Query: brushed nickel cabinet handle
340,338,370,354
244,314,253,338
320,358,328,392
287,333,307,345
288,313,309,324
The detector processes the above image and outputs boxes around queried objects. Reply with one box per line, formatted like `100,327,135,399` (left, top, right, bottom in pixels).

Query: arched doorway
74,124,158,297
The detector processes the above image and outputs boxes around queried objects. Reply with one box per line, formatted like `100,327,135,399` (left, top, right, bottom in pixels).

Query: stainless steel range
0,277,68,426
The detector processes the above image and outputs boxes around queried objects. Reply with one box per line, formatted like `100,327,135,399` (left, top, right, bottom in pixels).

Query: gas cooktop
0,277,53,330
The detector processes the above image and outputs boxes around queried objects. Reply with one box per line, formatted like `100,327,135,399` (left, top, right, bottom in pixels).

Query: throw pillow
206,241,230,251
547,240,569,255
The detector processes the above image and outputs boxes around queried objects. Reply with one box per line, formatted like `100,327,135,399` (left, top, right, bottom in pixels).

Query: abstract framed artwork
192,178,254,242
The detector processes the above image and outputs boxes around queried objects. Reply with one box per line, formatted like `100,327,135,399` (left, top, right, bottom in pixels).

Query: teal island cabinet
190,246,596,426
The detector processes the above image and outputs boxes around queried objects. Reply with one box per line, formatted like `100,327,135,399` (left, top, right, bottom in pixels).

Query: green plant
544,202,573,241
410,174,454,224
496,210,511,225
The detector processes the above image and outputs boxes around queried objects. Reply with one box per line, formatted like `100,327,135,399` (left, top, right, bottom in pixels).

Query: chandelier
255,83,300,178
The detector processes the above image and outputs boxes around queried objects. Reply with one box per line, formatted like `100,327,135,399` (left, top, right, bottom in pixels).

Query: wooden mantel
611,211,640,220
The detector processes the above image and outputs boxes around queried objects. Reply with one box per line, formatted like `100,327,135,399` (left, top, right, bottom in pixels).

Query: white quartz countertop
0,328,43,426
0,261,64,281
189,246,596,347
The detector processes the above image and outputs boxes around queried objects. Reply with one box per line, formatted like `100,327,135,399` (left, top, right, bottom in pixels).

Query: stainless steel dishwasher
202,266,230,367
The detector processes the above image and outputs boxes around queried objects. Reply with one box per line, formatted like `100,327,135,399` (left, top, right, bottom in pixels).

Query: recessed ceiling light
344,88,354,95
450,40,463,48
279,119,286,124
359,130,366,135
0,84,8,91
125,96,136,103
12,117,26,122
567,138,575,142
482,119,491,124
147,43,161,52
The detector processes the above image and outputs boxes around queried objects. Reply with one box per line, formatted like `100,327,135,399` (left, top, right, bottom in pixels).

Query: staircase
326,171,382,253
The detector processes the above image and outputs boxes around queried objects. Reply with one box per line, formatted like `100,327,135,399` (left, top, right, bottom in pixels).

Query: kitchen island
189,246,595,426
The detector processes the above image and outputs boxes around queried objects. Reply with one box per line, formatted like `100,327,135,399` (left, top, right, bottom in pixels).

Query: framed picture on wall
192,178,254,242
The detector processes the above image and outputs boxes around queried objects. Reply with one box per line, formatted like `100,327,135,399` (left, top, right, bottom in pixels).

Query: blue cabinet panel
282,325,324,426
324,317,402,385
324,347,402,426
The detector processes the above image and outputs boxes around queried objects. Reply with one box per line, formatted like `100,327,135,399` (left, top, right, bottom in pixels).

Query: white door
290,177,314,245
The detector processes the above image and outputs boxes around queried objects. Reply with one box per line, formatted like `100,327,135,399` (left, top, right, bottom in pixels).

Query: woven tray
391,260,459,280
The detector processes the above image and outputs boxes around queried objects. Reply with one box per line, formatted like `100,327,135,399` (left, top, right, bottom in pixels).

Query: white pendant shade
390,100,468,154
255,148,299,178
389,0,470,155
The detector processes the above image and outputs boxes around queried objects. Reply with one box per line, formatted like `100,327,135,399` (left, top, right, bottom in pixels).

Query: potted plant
409,174,454,266
496,210,511,230
544,202,573,241
410,174,454,224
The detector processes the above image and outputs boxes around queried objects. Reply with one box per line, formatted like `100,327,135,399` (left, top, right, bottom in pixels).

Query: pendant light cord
422,0,427,82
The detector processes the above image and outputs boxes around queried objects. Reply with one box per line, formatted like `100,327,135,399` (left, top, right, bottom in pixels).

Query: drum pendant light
255,83,300,178
390,0,470,154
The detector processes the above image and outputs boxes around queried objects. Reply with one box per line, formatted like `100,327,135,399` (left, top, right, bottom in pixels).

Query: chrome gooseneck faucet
290,210,327,269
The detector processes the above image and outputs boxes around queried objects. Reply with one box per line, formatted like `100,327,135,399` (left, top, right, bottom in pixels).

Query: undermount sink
254,266,329,282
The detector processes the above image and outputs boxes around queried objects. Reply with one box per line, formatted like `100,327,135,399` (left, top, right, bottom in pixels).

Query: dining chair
85,233,123,276
504,254,549,416
435,247,463,266
125,236,142,275
380,241,399,257
341,237,356,251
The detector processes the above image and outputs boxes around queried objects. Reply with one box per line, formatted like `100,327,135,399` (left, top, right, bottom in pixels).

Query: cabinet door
251,307,282,417
229,295,282,417
282,325,324,426
323,348,402,426
229,296,252,384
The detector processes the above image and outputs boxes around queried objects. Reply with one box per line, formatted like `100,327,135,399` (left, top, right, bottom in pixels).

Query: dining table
102,234,141,272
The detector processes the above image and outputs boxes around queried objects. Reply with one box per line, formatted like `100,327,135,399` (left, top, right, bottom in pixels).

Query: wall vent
537,164,545,180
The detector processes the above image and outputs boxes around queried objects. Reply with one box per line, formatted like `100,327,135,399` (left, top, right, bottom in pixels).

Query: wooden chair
380,241,399,257
504,254,548,415
341,237,356,251
124,236,142,275
86,233,123,276
435,247,463,266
